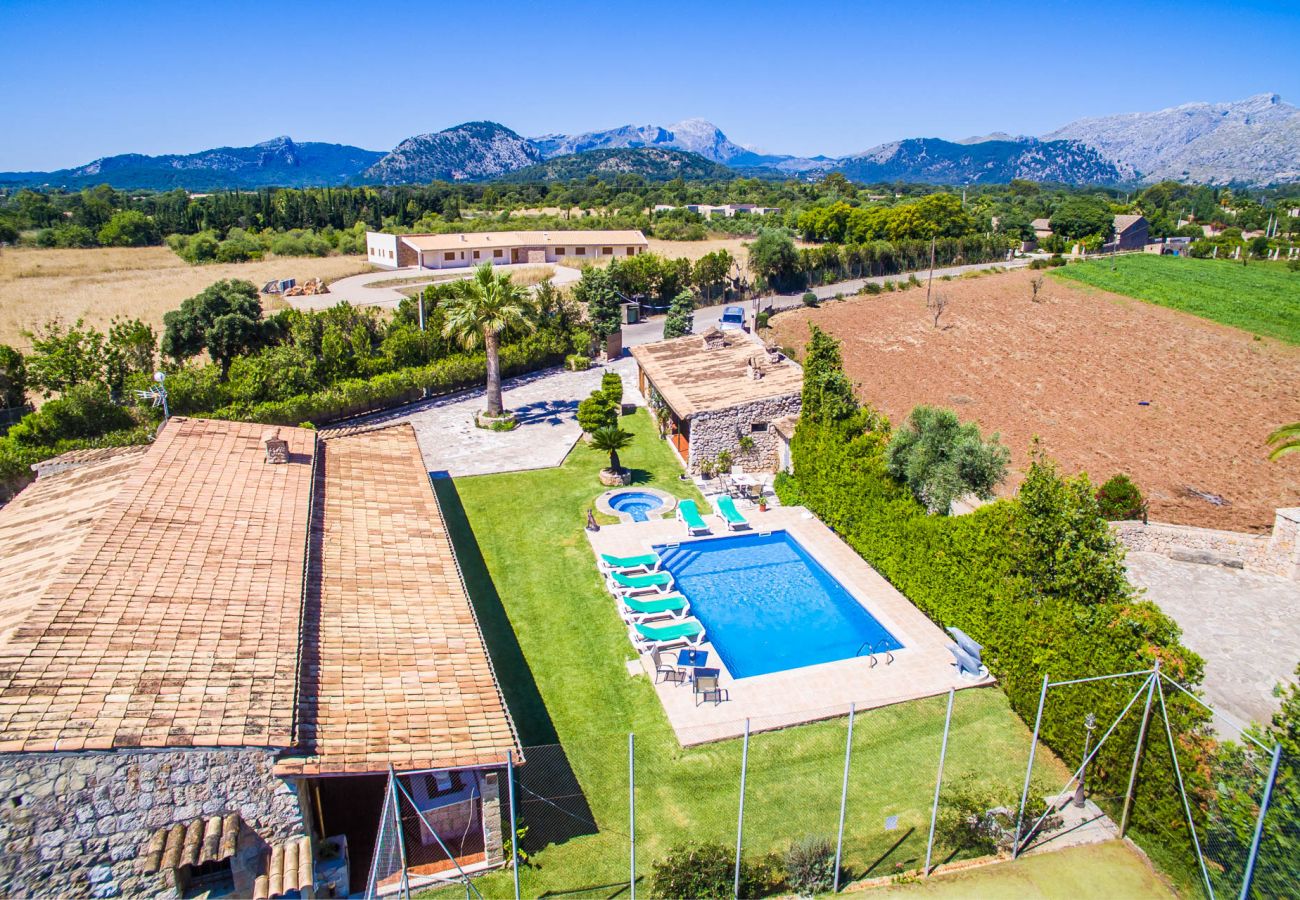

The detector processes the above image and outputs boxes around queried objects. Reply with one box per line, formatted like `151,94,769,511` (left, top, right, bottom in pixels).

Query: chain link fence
366,670,1293,900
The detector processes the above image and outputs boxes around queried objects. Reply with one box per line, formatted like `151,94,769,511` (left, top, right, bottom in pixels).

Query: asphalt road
623,257,1029,347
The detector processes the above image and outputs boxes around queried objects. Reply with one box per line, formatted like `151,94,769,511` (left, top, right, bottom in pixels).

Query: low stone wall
687,393,801,475
1114,507,1300,580
0,748,304,899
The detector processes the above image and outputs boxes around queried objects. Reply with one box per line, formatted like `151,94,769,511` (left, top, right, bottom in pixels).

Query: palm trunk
484,328,503,416
609,449,621,471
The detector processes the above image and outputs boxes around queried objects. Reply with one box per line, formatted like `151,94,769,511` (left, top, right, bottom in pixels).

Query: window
602,247,613,255
555,247,566,255
388,250,393,258
493,249,503,258
422,770,466,799
473,250,480,259
444,252,455,261
627,247,637,255
181,859,234,897
574,246,586,255
751,422,768,433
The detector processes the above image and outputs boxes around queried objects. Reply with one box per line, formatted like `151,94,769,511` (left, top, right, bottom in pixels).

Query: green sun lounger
620,593,690,623
677,499,710,535
631,618,705,647
716,495,750,531
609,569,674,595
599,551,660,572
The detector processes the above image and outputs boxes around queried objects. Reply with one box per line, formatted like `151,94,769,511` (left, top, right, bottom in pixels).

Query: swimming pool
606,491,666,522
654,531,903,679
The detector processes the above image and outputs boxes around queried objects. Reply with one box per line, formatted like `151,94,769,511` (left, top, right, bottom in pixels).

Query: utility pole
926,237,936,308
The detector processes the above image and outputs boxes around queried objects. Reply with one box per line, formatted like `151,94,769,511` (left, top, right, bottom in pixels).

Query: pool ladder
856,641,894,667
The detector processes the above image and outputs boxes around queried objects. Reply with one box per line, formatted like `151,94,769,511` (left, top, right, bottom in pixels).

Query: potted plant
758,495,768,512
699,457,716,480
716,450,733,475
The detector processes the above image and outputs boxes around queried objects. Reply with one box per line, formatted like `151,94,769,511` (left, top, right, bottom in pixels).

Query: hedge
783,326,1212,887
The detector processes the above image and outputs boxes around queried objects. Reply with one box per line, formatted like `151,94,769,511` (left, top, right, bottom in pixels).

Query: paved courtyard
347,357,639,477
1125,551,1300,730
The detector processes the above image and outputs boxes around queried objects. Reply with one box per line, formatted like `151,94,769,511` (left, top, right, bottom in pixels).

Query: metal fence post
833,704,856,893
1239,742,1283,900
734,718,750,900
1120,666,1158,838
924,689,955,876
507,753,520,900
629,733,637,900
1013,674,1050,858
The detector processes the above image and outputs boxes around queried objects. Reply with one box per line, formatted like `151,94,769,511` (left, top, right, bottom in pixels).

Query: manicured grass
1052,254,1300,344
878,839,1175,898
435,409,1068,897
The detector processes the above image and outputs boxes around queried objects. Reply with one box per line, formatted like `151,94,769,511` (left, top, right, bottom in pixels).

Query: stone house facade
631,328,803,475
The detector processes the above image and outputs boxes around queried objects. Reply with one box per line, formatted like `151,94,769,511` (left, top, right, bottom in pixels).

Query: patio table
677,648,709,669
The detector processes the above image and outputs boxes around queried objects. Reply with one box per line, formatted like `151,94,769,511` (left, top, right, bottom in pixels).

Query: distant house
365,229,648,270
631,329,802,474
1103,214,1149,252
0,418,520,897
1031,218,1053,240
654,204,781,219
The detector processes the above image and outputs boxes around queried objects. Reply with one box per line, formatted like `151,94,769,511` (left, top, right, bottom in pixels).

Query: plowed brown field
770,268,1300,532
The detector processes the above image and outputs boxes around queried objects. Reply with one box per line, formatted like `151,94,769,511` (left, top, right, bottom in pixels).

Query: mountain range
3,95,1296,190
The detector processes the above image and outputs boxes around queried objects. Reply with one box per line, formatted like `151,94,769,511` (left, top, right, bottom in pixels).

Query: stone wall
687,393,801,474
1113,507,1300,580
0,748,304,899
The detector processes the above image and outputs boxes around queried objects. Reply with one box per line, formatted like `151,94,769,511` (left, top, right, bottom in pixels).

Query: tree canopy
884,405,1009,514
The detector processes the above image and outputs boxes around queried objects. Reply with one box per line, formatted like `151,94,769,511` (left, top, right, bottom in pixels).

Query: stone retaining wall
0,748,303,899
1114,507,1300,580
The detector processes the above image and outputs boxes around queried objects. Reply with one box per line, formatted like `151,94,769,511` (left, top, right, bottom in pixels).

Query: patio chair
608,569,675,597
677,499,710,536
629,618,706,651
946,626,983,665
694,671,730,706
598,551,661,574
619,592,691,624
650,645,687,684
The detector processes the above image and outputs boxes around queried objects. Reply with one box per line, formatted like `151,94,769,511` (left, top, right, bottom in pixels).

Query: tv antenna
134,371,170,419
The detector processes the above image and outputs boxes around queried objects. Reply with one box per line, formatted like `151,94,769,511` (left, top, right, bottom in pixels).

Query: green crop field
1052,254,1300,344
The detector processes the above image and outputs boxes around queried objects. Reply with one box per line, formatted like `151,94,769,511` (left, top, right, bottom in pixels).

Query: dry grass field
0,247,372,350
770,267,1300,532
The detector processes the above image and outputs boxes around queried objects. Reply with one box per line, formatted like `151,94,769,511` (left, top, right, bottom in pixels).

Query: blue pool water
654,531,903,679
608,491,665,522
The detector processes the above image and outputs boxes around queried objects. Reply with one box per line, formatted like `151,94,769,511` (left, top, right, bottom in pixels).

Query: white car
718,306,746,331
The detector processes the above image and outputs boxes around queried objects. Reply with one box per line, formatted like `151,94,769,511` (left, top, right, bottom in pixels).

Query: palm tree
1267,422,1300,460
442,263,537,417
590,426,633,473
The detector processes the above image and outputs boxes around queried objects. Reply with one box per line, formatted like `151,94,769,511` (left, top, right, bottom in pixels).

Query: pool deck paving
588,504,992,745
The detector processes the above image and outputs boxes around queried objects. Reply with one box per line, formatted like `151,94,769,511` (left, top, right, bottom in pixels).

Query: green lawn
878,840,1174,898
433,409,1068,897
1052,254,1300,344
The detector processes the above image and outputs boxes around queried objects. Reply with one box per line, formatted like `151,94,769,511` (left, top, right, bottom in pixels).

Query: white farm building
366,230,649,270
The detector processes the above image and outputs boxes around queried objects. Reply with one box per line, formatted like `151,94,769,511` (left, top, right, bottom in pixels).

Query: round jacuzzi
595,487,678,523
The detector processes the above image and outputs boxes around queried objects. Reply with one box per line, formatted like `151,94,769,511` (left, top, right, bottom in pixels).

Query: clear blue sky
1,0,1297,171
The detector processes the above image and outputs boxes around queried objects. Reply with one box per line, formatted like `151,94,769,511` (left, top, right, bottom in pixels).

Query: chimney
263,428,289,464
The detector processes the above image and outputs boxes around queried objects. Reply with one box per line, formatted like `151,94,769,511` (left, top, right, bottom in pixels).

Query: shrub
802,291,819,307
864,281,883,294
783,835,837,896
577,390,618,434
601,370,623,408
884,280,897,291
935,775,1062,856
649,841,778,899
773,471,801,506
0,345,27,410
1028,257,1050,270
663,289,695,339
1048,254,1067,267
6,384,136,447
755,310,771,329
716,449,733,474
566,354,590,371
1096,473,1145,521
908,274,922,288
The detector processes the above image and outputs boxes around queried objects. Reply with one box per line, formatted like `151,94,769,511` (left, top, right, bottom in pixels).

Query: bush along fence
775,324,1226,891
795,236,1012,287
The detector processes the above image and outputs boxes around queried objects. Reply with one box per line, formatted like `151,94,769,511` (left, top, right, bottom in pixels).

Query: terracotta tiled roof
0,418,317,752
0,445,147,647
276,424,519,775
630,331,803,418
1114,214,1146,234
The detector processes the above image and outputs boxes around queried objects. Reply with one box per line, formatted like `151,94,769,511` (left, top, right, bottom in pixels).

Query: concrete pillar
1266,508,1300,581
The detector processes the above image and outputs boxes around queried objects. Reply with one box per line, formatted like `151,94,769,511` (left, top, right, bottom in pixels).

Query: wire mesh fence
365,671,1293,900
